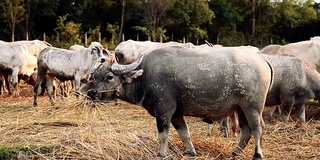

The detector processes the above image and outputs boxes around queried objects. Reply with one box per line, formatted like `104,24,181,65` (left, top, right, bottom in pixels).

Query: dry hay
0,85,320,159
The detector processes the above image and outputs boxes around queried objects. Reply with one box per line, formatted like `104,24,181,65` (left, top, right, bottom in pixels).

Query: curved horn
111,55,144,75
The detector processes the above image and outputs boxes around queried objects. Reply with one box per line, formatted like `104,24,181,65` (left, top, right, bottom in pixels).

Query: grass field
0,84,320,159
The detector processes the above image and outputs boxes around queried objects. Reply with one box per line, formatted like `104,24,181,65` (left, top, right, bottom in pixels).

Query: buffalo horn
111,55,144,75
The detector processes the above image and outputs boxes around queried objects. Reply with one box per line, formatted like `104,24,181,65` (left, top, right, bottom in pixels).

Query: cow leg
219,117,229,138
171,116,196,156
206,124,212,136
230,112,239,137
74,76,81,98
0,77,3,95
11,69,20,97
46,75,56,105
4,74,11,95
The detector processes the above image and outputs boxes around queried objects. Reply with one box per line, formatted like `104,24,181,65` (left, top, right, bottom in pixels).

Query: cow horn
111,55,144,75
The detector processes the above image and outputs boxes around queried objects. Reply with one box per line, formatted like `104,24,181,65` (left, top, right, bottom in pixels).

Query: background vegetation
0,0,320,49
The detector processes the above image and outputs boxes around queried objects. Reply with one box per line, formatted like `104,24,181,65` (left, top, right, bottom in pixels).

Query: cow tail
264,59,274,92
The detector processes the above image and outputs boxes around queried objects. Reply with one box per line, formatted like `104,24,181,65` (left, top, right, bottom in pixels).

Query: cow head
89,42,106,63
86,56,144,100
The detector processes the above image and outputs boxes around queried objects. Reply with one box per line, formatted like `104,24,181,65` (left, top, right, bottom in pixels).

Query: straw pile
0,85,320,159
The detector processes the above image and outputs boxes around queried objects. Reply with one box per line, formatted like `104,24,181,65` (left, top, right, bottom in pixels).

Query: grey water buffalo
214,54,320,138
85,46,273,159
261,54,320,123
33,42,107,107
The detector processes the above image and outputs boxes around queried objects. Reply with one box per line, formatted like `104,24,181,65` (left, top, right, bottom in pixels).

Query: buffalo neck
118,78,143,105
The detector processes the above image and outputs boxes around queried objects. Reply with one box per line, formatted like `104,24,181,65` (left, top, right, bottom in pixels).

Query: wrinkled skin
86,47,273,159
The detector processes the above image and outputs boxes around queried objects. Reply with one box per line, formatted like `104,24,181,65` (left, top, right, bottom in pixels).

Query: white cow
0,43,37,97
0,40,51,96
33,42,107,107
114,40,218,64
69,44,85,51
260,40,320,72
13,40,52,56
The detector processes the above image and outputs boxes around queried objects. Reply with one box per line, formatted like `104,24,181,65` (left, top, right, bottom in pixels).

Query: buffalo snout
87,89,98,100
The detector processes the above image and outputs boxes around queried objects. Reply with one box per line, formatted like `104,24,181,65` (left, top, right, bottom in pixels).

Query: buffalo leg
33,68,47,107
46,75,56,105
235,104,264,159
233,108,252,157
154,102,175,159
293,102,306,123
279,98,294,122
39,78,46,96
233,106,264,159
171,116,196,156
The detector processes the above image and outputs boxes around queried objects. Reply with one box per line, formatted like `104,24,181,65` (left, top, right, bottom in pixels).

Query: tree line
0,0,320,49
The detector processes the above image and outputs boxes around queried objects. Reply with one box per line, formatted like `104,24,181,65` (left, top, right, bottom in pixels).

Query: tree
138,0,176,41
119,0,126,41
107,23,119,45
1,0,26,41
169,0,214,43
54,15,82,47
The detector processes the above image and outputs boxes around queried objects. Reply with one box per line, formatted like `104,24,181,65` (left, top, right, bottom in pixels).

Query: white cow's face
89,42,106,63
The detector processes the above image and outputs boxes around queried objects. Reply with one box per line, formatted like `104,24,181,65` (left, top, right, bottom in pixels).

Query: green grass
0,106,31,113
0,145,54,160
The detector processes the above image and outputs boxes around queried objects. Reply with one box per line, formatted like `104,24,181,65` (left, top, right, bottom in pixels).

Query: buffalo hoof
184,151,196,157
232,152,239,157
155,155,171,160
253,153,263,160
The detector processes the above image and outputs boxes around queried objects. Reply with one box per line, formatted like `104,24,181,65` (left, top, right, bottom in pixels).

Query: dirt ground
0,84,320,159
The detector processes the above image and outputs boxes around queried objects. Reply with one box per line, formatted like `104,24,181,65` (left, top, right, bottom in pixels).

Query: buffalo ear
124,69,143,83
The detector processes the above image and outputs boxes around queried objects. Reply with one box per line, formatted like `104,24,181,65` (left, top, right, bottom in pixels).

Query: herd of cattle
1,38,320,159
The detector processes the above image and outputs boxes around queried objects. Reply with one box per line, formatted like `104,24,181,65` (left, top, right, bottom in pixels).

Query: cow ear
123,69,143,83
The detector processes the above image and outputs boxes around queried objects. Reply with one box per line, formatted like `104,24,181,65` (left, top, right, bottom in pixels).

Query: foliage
53,14,82,48
0,0,26,41
106,23,119,45
168,0,214,43
0,0,319,46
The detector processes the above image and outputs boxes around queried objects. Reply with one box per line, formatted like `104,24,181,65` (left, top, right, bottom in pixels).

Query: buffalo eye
106,75,113,80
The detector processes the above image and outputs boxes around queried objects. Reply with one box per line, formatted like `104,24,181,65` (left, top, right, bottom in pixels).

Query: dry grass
0,85,320,159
